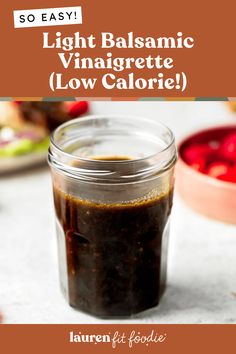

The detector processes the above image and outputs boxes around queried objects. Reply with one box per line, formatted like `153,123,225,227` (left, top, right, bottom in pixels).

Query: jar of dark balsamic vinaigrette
48,115,177,318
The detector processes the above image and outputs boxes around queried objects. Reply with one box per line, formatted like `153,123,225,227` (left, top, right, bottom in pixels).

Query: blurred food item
0,127,49,157
66,101,89,118
217,166,236,183
19,101,68,132
0,102,48,158
183,143,217,172
0,311,3,323
177,126,236,224
206,161,229,178
0,101,22,129
220,133,236,162
18,101,89,132
180,126,236,183
0,101,89,159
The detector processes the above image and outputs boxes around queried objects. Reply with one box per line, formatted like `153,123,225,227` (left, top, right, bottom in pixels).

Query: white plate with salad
0,126,49,173
0,101,89,173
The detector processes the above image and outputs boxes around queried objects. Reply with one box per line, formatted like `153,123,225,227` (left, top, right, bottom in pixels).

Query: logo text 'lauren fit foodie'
69,330,167,348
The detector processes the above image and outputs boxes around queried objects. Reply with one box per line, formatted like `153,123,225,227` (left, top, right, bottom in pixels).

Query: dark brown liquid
53,157,173,317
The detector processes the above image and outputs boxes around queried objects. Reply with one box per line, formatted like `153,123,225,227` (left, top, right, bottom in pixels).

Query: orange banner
1,324,236,353
0,0,236,97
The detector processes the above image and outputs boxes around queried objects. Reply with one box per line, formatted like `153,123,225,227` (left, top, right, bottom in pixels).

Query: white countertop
1,101,236,324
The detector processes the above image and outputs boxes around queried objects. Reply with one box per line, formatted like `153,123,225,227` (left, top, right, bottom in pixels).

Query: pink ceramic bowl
176,125,236,224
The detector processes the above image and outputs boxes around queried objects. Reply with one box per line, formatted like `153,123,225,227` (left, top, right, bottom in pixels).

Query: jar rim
51,114,175,161
48,115,177,183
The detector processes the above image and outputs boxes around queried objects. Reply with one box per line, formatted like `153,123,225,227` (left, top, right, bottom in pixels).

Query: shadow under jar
48,115,177,318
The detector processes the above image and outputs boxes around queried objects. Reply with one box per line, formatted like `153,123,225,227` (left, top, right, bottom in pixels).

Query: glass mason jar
48,115,177,318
